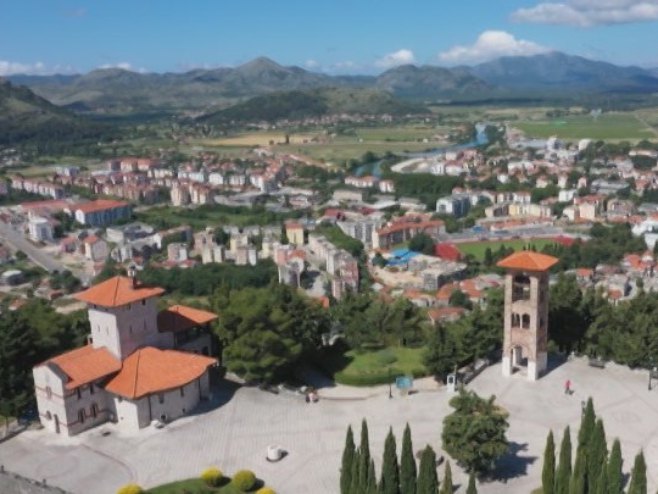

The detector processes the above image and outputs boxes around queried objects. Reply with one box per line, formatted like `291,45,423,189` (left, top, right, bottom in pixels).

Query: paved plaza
1,357,657,494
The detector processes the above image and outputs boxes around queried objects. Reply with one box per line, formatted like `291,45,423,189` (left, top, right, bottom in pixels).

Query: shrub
200,467,223,486
116,484,143,494
256,488,276,494
232,470,257,491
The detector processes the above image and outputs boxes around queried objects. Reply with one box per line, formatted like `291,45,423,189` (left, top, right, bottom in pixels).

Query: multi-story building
69,200,132,227
32,275,217,436
373,217,445,250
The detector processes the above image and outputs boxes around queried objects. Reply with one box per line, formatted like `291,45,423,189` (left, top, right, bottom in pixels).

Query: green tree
367,459,378,494
628,451,647,494
440,461,452,494
578,398,595,449
587,419,607,493
542,430,556,494
556,426,572,494
379,427,400,494
466,472,477,494
442,390,509,475
341,425,356,494
448,289,473,310
400,424,417,494
358,419,372,493
423,325,459,380
569,445,587,494
606,439,623,494
416,446,439,494
408,233,435,255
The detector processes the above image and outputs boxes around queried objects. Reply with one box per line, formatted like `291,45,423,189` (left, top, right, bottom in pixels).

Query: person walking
564,379,571,395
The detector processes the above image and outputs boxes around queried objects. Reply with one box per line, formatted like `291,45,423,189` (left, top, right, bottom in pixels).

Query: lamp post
388,367,393,399
649,357,656,391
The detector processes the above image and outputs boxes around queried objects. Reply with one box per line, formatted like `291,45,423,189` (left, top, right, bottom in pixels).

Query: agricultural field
513,111,656,140
197,131,323,147
457,238,557,260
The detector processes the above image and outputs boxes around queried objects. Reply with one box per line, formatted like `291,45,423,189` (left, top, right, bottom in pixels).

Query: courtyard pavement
0,356,657,494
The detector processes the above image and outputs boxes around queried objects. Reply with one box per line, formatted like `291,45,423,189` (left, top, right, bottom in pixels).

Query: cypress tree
349,452,360,494
569,445,587,494
587,419,607,493
367,459,378,494
606,439,623,494
416,446,438,494
466,472,477,494
542,430,556,494
440,460,453,494
556,426,572,494
359,419,372,492
578,398,595,449
628,451,647,494
400,424,417,494
380,427,400,494
593,464,607,494
341,425,356,494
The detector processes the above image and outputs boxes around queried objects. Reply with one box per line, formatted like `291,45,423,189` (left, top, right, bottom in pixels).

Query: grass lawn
146,478,257,493
457,238,556,261
514,112,653,141
320,346,428,386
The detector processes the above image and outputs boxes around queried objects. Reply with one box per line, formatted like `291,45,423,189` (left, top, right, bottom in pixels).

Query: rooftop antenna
128,264,137,286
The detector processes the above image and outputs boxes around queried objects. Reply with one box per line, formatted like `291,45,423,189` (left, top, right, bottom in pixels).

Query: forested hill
197,87,428,124
0,79,112,147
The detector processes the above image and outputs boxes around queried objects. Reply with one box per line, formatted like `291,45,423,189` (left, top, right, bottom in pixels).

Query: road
0,220,73,274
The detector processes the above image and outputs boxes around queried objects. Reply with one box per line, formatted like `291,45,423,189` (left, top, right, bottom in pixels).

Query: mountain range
6,52,658,115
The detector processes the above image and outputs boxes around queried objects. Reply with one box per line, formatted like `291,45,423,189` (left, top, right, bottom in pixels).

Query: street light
388,367,393,399
649,357,656,391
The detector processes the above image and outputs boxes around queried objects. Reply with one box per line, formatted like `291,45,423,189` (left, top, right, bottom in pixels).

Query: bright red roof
43,345,122,390
157,305,218,333
105,347,216,399
497,251,559,272
435,243,462,261
74,276,164,308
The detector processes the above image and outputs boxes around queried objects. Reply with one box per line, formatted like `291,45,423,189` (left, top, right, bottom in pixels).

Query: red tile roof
74,276,164,308
157,305,218,333
74,199,130,214
435,243,462,261
497,251,559,272
43,345,122,390
105,347,216,399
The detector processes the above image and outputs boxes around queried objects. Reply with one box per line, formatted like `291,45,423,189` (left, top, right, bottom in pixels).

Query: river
355,123,490,177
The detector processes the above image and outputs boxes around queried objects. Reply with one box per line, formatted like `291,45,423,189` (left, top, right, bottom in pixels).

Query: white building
33,276,217,436
28,216,54,242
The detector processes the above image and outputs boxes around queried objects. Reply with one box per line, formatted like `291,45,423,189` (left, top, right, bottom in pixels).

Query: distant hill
0,79,110,146
469,52,658,94
8,53,658,115
375,64,491,100
197,87,428,124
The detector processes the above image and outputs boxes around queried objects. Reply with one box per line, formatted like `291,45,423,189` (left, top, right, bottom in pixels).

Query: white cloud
0,60,78,76
375,49,416,69
98,62,134,71
438,31,551,64
511,0,658,26
304,59,321,69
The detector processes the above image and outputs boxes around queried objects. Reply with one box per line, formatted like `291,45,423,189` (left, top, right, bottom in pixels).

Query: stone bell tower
497,251,558,381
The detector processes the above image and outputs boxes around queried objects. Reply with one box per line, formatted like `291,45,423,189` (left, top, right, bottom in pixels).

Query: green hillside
197,87,428,124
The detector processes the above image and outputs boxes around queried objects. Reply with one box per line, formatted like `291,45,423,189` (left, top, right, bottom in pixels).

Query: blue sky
1,0,657,75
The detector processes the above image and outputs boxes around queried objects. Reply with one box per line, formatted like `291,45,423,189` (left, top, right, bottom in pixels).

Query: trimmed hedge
200,467,223,487
335,367,428,386
256,488,276,494
232,470,256,491
116,484,143,494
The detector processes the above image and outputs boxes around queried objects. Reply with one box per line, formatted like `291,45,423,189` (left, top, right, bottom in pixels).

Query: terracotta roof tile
44,345,122,390
73,199,130,214
497,251,559,272
105,347,216,399
74,276,164,308
157,305,218,333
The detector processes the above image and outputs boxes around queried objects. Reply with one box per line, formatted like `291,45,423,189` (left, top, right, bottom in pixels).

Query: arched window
511,313,521,328
512,274,531,301
522,314,531,329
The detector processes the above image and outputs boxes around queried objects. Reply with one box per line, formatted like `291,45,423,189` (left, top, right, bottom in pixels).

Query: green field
514,112,655,140
457,238,556,260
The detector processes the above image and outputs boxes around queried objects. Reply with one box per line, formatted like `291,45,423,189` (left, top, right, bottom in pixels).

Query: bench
588,358,606,369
